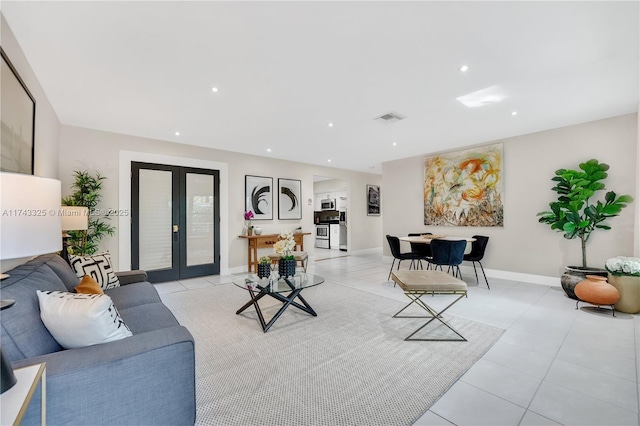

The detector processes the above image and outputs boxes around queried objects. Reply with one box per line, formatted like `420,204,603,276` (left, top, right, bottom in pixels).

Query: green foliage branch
61,170,115,256
537,159,633,268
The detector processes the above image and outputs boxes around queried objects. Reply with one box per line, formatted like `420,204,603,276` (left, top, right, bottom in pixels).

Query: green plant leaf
617,195,634,203
603,204,622,215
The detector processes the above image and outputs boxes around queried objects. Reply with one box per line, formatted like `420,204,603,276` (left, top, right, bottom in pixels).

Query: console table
239,233,311,272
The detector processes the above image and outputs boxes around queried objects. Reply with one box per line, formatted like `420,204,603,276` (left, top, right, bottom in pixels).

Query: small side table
1,362,46,425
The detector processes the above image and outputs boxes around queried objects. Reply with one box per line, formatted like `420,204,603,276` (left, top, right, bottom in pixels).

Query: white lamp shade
0,173,62,260
61,206,89,231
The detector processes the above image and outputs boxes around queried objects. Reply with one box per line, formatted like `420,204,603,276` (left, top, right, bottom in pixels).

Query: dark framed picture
245,175,273,220
1,48,36,175
367,184,380,215
278,178,302,220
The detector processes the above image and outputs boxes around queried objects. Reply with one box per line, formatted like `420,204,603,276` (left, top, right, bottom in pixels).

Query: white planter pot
608,273,640,314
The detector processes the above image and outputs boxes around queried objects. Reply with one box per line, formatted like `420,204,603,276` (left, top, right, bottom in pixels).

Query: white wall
0,15,62,272
382,114,638,279
58,125,383,272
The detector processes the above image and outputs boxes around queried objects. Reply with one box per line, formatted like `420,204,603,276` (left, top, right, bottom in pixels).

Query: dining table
399,235,476,244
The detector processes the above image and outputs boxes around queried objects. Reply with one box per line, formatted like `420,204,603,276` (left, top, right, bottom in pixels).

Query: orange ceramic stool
574,275,621,316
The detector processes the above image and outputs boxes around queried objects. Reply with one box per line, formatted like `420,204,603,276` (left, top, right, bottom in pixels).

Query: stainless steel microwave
321,199,336,210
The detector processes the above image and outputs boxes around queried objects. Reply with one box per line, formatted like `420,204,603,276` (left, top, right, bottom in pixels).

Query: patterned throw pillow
37,290,132,349
69,252,120,290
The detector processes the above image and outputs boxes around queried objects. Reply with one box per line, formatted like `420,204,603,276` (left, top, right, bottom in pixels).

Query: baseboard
381,255,560,287
460,265,560,287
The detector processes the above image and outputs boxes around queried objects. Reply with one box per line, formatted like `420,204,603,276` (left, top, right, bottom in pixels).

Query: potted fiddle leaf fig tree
537,159,633,299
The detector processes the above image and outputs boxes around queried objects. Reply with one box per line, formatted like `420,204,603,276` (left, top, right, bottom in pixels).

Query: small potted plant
274,231,296,277
605,256,640,313
537,159,633,299
257,256,271,279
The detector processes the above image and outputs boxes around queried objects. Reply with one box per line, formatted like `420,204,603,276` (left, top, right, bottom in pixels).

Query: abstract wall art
424,143,503,226
1,48,35,175
278,178,302,220
245,175,273,220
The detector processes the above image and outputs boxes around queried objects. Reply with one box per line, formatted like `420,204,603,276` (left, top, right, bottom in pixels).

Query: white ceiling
3,1,638,174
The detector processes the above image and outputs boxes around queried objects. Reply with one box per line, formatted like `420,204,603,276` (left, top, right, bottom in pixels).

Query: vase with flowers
274,231,296,277
605,256,640,313
244,211,254,236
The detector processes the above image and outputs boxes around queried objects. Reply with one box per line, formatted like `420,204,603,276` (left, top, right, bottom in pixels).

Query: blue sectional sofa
1,254,195,425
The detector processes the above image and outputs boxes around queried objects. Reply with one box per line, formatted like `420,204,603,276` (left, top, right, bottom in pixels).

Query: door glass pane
139,169,172,270
186,173,214,266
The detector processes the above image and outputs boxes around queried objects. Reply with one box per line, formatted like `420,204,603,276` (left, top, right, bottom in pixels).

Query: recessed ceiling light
511,111,518,116
459,65,470,72
175,131,180,136
211,87,218,92
392,142,397,146
328,122,333,127
327,159,332,163
266,148,272,152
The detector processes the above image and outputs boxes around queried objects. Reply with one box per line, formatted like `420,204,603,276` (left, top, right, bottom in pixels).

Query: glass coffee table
232,273,324,332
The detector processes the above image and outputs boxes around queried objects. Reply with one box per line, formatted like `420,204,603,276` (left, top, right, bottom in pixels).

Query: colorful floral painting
424,143,503,226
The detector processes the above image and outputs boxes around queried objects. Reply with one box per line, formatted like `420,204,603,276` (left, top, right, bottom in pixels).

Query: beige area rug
161,281,503,426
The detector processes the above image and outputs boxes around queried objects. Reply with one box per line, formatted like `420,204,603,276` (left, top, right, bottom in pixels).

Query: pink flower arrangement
244,211,254,230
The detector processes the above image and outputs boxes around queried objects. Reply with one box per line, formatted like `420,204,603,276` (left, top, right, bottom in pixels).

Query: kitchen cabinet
330,224,340,249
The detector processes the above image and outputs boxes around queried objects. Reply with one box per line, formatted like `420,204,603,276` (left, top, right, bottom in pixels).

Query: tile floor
154,251,640,426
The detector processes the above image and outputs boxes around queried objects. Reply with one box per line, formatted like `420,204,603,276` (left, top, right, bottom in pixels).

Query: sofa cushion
1,256,70,361
43,254,83,291
37,290,132,349
69,252,120,289
119,303,181,334
105,282,161,310
75,275,104,294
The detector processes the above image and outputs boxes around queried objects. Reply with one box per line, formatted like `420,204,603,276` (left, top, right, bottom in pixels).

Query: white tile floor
154,252,640,426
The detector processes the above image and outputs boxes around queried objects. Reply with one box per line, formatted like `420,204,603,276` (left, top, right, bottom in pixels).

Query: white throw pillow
69,252,120,289
37,290,132,349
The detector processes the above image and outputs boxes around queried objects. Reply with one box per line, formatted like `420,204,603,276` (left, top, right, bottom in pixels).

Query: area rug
160,281,503,426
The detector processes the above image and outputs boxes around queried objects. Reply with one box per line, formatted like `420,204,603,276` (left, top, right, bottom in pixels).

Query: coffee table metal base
236,278,317,332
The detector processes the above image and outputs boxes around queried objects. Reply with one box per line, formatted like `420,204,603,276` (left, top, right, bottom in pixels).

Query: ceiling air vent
375,111,406,124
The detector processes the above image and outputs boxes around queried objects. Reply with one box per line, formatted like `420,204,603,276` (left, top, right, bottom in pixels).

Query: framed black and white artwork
367,184,380,216
278,178,302,220
245,175,273,220
1,48,35,175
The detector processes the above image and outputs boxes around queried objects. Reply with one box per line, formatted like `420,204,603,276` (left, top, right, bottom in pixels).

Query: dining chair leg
478,261,490,289
472,262,479,284
388,258,397,282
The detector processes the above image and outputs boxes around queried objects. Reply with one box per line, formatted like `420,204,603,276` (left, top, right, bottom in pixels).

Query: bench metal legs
393,290,468,341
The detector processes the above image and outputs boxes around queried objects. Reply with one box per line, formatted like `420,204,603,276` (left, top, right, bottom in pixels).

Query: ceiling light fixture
175,131,180,136
327,159,332,163
266,148,272,152
459,65,470,72
211,87,218,92
328,123,333,127
511,111,518,116
392,142,397,146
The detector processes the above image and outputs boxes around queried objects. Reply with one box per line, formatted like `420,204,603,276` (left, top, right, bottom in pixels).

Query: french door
131,162,220,282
